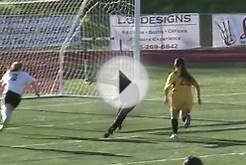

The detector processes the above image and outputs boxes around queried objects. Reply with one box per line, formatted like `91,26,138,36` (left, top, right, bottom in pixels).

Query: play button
96,56,149,109
119,70,131,93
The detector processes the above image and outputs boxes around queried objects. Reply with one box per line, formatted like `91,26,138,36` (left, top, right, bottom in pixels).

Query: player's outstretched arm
163,87,170,104
192,80,201,104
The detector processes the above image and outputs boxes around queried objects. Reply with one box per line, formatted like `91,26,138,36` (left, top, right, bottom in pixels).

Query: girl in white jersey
0,62,39,131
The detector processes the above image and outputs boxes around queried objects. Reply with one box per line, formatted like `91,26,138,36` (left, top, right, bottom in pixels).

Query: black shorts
3,90,21,108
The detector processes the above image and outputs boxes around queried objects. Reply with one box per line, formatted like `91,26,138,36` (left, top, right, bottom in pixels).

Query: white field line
1,155,82,164
110,152,246,165
11,135,143,148
0,0,60,5
18,91,246,108
202,92,246,97
6,124,55,130
12,140,82,148
146,92,246,101
20,100,99,109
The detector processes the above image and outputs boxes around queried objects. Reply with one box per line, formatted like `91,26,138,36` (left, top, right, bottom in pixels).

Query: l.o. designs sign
110,13,200,50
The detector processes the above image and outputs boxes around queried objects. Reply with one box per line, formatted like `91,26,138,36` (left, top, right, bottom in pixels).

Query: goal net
0,0,135,97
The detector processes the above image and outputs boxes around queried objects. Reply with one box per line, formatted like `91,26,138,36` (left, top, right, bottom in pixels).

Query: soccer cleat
169,133,178,139
103,127,114,138
104,132,110,138
184,114,191,128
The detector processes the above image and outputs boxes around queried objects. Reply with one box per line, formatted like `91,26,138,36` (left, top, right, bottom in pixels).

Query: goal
0,0,138,97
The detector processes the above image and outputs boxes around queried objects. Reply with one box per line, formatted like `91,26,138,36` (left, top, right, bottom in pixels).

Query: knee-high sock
1,104,13,126
1,104,7,123
181,111,190,122
182,116,187,122
110,106,135,131
171,118,178,134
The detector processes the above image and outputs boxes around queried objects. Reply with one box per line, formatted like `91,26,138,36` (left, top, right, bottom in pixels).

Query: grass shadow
0,144,130,157
175,136,246,148
8,132,157,144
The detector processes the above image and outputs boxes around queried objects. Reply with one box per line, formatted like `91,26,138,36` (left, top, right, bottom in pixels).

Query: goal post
0,0,140,97
133,0,141,81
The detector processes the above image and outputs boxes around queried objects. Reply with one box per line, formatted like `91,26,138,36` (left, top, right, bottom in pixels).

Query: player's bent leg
104,127,114,138
1,91,21,131
0,104,14,131
181,110,191,128
104,108,123,138
117,106,135,130
170,109,179,139
104,106,135,138
1,104,8,129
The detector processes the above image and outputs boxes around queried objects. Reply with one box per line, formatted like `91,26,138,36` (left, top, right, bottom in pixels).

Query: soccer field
1,63,246,165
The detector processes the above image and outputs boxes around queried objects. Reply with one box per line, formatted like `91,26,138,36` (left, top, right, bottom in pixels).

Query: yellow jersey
164,70,193,110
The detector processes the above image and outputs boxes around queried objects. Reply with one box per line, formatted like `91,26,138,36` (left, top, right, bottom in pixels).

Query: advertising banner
0,15,81,50
110,13,200,50
213,14,246,47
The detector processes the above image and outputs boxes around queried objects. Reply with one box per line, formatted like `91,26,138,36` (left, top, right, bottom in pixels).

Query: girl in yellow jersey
164,58,201,139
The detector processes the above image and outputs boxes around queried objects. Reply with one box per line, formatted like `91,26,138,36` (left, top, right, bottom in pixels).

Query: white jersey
1,71,36,95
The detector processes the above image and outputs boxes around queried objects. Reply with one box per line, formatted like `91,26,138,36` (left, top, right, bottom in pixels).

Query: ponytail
174,58,195,83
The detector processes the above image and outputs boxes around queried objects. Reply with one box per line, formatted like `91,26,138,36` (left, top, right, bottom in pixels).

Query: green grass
1,63,246,165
